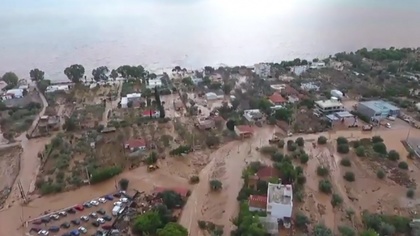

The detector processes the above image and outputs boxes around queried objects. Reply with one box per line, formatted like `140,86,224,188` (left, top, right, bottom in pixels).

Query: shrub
189,175,200,184
295,137,305,147
319,179,332,194
343,171,355,182
340,158,351,167
271,152,284,162
331,193,343,207
297,175,306,185
169,145,191,156
337,137,348,145
317,136,327,145
371,135,383,143
295,212,310,229
338,225,356,236
398,161,408,170
352,140,361,148
209,180,222,191
314,224,333,236
287,143,297,152
198,220,206,229
145,152,158,164
337,144,350,154
316,166,329,177
377,170,385,179
299,154,309,164
40,182,64,195
90,166,123,184
407,189,415,198
277,140,285,148
118,178,129,190
373,142,387,155
355,146,365,157
387,150,400,161
260,146,278,155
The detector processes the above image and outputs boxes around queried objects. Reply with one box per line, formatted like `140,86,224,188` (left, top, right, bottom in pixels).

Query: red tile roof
236,125,254,134
248,195,267,209
269,92,286,104
256,166,279,179
154,186,190,198
125,138,146,148
143,110,156,116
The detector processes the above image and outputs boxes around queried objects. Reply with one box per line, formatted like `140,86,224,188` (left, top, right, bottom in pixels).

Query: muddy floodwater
1,122,420,235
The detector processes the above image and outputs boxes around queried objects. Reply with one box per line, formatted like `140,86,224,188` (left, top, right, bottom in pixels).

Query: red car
74,204,84,211
101,225,113,230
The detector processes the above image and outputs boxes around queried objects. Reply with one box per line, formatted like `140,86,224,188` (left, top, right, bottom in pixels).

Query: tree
231,202,267,236
360,229,379,236
64,64,85,83
407,189,415,198
343,171,355,182
387,150,400,161
337,144,350,154
273,108,292,122
338,225,356,236
63,117,77,131
132,211,162,235
314,224,333,236
398,161,409,170
317,136,327,145
331,193,343,207
377,170,385,179
222,83,232,95
340,158,351,167
29,68,45,81
371,135,383,143
316,165,329,177
92,66,109,81
355,146,365,157
110,69,119,80
295,212,309,229
158,190,185,209
299,153,309,164
337,137,348,145
271,152,284,162
146,152,158,164
1,72,19,87
373,142,387,154
295,137,304,147
37,79,51,93
118,178,129,190
209,180,222,191
157,222,188,236
319,179,332,194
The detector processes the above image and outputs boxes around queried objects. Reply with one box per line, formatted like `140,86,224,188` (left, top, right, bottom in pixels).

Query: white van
112,205,121,216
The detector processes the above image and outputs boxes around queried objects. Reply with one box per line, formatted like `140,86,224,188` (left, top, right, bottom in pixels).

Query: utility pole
17,180,28,204
85,167,91,185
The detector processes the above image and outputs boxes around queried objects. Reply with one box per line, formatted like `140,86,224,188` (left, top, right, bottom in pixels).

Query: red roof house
269,92,287,105
124,138,147,151
234,125,254,138
248,195,267,211
142,109,160,118
154,186,190,198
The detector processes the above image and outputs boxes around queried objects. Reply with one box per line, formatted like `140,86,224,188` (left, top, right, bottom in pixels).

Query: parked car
98,198,107,203
91,221,100,227
80,216,89,222
97,218,105,224
112,205,121,216
50,214,60,220
78,226,87,234
38,230,49,235
59,211,67,216
90,200,99,206
94,230,104,236
103,215,112,221
83,202,92,208
41,218,50,223
113,192,121,198
67,208,76,214
113,201,122,206
30,227,42,233
70,229,80,236
96,209,106,215
71,219,80,225
120,198,128,203
49,226,60,232
74,205,84,211
101,225,113,230
32,220,43,225
104,195,113,201
61,222,71,229
89,213,98,218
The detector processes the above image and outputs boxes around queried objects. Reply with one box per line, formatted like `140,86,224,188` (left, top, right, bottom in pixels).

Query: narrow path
101,81,122,126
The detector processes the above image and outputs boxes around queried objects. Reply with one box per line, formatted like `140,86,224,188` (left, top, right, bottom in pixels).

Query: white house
314,98,345,115
126,93,141,102
267,183,293,228
121,97,129,108
147,78,163,89
254,63,271,78
310,61,326,69
45,85,69,93
291,65,308,76
243,109,263,122
6,89,24,98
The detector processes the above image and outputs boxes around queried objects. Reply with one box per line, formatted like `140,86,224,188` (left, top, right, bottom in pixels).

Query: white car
50,214,59,220
80,216,89,222
386,123,392,128
90,200,99,206
58,211,67,216
78,226,87,234
38,230,49,235
98,198,107,203
97,218,105,224
120,198,128,203
113,201,122,206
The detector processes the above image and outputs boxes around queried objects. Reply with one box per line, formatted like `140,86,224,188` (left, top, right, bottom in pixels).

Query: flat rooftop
315,99,343,109
268,183,292,205
359,100,400,111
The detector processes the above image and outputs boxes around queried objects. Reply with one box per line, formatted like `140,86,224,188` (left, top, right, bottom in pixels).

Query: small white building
254,63,271,78
310,61,326,69
45,85,69,93
267,183,293,228
126,93,141,102
205,92,223,100
147,78,163,89
243,109,263,122
6,89,24,98
121,97,129,108
315,98,345,115
291,65,309,76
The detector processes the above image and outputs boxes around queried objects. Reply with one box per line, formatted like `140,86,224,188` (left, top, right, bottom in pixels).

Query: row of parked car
29,192,129,236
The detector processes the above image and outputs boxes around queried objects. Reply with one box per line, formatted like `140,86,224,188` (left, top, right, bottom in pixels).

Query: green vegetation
337,137,348,145
340,158,351,167
398,161,409,170
377,170,386,179
133,211,162,235
337,144,350,154
157,223,188,236
231,202,267,236
331,193,343,207
1,72,19,89
90,166,123,184
189,175,200,184
295,137,304,147
0,102,42,138
295,212,310,230
362,211,410,234
259,146,278,155
338,225,356,236
343,171,355,182
314,224,333,236
387,150,400,161
319,179,332,194
118,178,129,190
355,146,365,157
286,140,297,152
169,145,191,156
407,189,415,199
317,136,327,145
373,142,387,155
64,64,85,83
209,180,223,191
316,165,329,177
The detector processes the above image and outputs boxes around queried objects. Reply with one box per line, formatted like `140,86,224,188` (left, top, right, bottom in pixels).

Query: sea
1,0,420,81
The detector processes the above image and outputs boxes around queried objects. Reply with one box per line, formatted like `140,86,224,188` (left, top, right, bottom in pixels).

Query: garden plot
0,102,41,139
